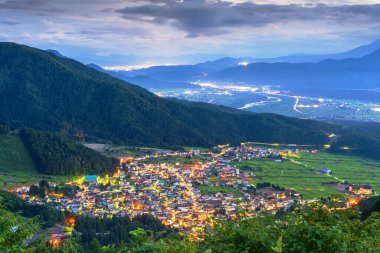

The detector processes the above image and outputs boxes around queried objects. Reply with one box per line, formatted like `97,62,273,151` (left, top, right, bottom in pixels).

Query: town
12,144,376,235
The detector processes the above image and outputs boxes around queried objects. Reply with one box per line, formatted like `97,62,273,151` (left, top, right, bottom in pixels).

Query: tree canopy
20,128,118,175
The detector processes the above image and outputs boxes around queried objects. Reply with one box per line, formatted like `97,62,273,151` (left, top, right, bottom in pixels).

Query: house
347,184,374,195
357,185,374,195
319,167,332,175
85,175,97,183
191,150,200,156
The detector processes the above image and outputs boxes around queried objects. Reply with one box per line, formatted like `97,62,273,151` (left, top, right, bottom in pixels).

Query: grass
197,185,243,197
232,152,380,199
146,156,203,164
0,132,37,173
183,146,210,152
0,133,68,189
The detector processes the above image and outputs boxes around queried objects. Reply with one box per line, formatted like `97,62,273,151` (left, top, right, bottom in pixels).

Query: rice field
232,152,380,199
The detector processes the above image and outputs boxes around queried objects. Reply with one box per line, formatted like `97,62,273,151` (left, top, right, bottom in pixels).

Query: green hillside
0,42,341,147
0,128,118,188
0,132,37,173
0,132,45,188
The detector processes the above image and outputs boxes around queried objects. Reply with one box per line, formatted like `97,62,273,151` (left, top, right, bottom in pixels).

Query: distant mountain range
250,39,380,63
77,52,228,67
51,39,380,95
106,39,380,101
208,48,380,90
123,39,380,79
87,63,198,90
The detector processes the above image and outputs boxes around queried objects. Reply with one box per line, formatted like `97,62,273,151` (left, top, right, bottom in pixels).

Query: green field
232,152,380,199
183,146,210,152
0,133,37,172
197,185,243,197
0,133,68,189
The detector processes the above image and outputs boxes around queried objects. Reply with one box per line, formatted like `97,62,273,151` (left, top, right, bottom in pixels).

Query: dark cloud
0,19,20,25
0,0,48,10
116,1,380,37
0,0,108,14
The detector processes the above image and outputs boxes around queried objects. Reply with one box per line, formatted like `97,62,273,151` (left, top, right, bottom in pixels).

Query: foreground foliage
0,190,65,229
74,214,170,251
0,197,78,253
76,204,380,253
198,208,380,253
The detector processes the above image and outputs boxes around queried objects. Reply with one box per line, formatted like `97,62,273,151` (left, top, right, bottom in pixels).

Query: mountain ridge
0,42,341,147
208,48,380,90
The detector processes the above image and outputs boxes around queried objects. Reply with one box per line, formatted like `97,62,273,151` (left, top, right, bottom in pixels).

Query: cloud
0,19,20,25
0,0,47,10
0,0,63,13
0,0,380,62
116,1,380,36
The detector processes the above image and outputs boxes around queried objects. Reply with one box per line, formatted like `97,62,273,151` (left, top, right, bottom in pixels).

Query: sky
1,0,380,66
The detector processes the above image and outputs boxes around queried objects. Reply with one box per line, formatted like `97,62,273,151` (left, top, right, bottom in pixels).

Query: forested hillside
19,128,118,175
0,42,342,147
329,129,380,160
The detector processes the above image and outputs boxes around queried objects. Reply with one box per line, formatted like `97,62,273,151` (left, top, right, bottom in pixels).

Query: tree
0,202,78,252
88,238,103,253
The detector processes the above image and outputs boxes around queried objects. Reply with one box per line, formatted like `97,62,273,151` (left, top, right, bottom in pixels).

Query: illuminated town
12,145,376,236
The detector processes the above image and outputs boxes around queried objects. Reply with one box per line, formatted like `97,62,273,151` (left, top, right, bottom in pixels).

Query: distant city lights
238,61,249,67
103,64,162,71
193,82,259,92
297,104,320,108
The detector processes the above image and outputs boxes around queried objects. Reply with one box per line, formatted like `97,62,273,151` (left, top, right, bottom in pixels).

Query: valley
154,83,380,122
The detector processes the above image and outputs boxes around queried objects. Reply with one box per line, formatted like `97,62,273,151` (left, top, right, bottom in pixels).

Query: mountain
123,49,380,102
87,64,198,90
124,57,258,82
0,42,344,147
124,39,380,86
78,52,227,66
208,49,380,91
86,63,105,72
337,39,380,58
45,49,66,58
249,39,380,63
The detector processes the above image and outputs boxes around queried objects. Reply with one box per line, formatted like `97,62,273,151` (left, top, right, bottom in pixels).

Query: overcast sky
1,0,380,65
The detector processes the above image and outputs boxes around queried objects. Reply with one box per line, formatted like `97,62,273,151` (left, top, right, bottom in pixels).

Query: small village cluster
13,145,375,234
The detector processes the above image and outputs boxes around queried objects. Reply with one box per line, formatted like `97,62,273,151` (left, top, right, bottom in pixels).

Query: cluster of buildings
11,145,375,234
12,146,303,234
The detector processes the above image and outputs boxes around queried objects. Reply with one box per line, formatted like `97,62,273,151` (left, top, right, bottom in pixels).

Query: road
292,96,305,114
